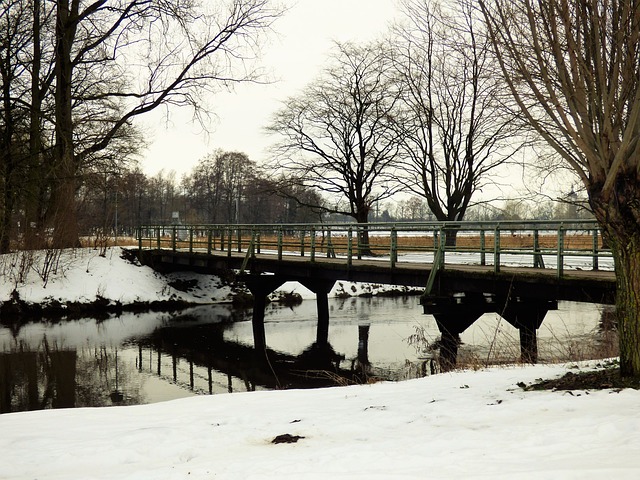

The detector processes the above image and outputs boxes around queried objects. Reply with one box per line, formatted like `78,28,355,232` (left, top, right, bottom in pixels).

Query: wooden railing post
227,227,232,257
189,228,194,253
278,227,283,261
237,227,242,253
425,240,444,295
438,227,446,267
347,227,353,267
300,229,305,257
156,227,161,250
171,227,177,252
240,230,256,274
390,226,398,268
207,229,213,255
493,225,501,273
310,228,316,262
557,224,565,278
592,229,599,271
533,229,545,268
480,229,486,266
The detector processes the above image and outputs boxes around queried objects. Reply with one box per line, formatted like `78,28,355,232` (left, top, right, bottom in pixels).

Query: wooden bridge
135,220,616,370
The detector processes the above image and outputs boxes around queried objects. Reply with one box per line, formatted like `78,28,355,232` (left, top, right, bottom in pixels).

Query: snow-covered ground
0,247,408,308
0,247,216,306
2,361,639,479
1,247,637,479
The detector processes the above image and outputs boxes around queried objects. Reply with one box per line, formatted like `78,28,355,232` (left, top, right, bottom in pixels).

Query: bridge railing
136,220,613,278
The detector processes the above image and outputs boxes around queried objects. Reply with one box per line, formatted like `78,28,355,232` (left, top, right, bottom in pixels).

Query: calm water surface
0,297,614,413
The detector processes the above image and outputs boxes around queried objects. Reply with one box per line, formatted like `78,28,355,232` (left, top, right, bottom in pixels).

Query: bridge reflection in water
0,311,380,413
132,320,365,393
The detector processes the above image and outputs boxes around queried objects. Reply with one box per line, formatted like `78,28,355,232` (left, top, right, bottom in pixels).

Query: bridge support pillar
423,293,487,371
433,312,483,371
299,279,336,346
241,275,288,352
423,293,559,367
499,298,558,364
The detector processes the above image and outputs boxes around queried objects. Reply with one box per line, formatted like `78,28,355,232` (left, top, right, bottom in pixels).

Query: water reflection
0,340,142,412
132,320,352,392
0,297,615,413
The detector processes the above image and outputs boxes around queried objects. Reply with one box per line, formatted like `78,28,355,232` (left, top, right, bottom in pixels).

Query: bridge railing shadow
136,220,613,278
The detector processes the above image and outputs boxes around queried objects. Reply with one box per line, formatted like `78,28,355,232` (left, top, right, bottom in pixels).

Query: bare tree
0,0,280,249
480,0,640,377
183,152,226,224
268,41,402,251
47,0,280,247
0,0,35,252
392,0,525,244
182,150,256,224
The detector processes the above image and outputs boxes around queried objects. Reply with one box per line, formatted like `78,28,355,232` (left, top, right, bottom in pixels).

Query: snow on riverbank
0,247,203,306
0,247,419,311
2,361,640,479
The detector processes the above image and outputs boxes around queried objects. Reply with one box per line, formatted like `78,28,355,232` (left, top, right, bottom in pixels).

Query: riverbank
0,247,422,323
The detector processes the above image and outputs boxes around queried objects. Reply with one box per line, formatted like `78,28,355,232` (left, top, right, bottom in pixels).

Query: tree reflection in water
1,338,142,413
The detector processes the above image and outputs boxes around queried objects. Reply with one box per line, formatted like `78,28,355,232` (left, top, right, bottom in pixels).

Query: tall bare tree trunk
614,242,640,376
1,49,16,253
355,206,375,256
25,0,46,249
51,0,81,248
0,157,9,253
591,177,640,376
0,98,11,254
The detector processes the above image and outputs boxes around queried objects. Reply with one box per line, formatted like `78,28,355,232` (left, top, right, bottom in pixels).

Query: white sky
140,0,400,178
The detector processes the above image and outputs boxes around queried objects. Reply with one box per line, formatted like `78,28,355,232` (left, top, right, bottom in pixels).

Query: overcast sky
139,0,400,178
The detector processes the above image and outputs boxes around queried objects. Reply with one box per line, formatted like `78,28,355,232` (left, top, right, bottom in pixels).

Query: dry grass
80,237,138,248
459,317,618,367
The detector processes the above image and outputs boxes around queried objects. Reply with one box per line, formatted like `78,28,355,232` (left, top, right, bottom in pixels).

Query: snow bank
1,361,639,479
0,247,422,310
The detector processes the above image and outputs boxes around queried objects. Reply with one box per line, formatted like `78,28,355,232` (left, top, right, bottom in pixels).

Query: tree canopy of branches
391,0,525,239
182,150,258,224
179,150,323,225
267,41,402,227
480,0,640,377
0,0,279,251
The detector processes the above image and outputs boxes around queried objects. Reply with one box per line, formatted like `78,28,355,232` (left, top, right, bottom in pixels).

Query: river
0,296,615,413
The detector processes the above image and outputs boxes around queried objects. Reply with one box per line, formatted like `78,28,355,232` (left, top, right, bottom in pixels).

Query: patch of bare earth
521,363,640,392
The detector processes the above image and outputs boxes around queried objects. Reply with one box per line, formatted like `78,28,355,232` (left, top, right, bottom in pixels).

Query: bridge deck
140,248,616,305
